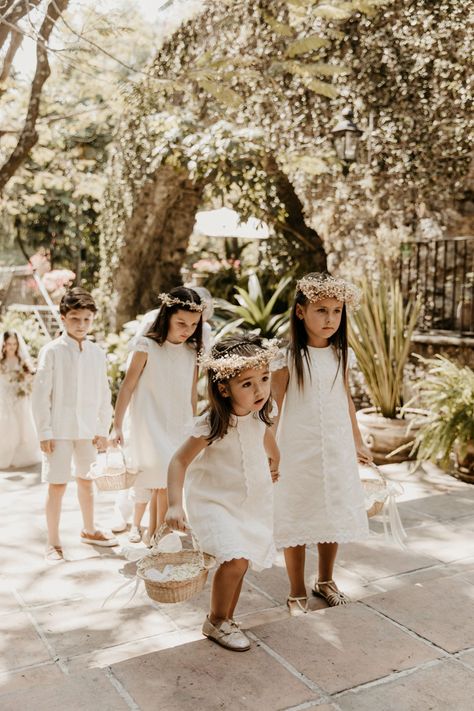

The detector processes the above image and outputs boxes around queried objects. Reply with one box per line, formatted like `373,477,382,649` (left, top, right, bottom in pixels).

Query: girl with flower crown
166,334,279,652
0,330,41,468
272,273,372,615
111,287,203,543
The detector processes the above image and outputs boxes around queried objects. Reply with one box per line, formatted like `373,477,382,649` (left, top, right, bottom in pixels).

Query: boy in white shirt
32,287,118,562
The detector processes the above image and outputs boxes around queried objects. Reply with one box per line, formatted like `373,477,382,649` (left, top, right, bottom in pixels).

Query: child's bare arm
345,371,372,465
166,435,207,531
271,366,289,430
110,351,147,445
264,426,280,482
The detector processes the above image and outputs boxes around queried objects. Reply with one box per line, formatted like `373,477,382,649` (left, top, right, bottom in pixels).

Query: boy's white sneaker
80,529,118,547
128,525,143,543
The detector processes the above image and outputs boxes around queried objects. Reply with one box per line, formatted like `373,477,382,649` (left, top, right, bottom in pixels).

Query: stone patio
1,461,474,710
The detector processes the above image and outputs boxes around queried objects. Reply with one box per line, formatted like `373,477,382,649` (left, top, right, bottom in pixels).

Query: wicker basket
137,525,215,604
91,449,138,491
360,464,388,518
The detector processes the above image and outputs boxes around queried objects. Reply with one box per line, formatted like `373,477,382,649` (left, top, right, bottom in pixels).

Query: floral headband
199,340,280,381
296,275,361,309
158,293,205,312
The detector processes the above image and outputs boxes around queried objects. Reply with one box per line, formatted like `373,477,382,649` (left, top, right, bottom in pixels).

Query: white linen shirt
32,333,112,441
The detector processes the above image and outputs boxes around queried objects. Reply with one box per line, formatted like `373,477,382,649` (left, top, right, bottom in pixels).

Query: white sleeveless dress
273,345,369,548
0,367,41,469
125,337,197,489
184,412,276,570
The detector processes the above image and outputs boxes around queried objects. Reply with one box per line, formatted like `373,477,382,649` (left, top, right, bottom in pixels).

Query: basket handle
365,462,387,484
152,522,206,568
103,446,128,469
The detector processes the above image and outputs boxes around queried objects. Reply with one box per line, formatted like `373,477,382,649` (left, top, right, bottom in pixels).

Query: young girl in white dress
0,330,41,469
272,273,372,616
166,334,279,652
112,287,204,543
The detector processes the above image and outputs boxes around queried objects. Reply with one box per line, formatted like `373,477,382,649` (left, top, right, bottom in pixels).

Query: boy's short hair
59,287,97,316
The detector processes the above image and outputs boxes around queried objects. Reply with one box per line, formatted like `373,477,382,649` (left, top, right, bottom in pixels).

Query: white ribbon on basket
361,463,408,549
102,523,210,608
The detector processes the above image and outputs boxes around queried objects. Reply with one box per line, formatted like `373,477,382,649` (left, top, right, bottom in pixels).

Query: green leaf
285,34,330,57
305,78,339,98
263,13,294,37
313,4,352,21
197,79,243,109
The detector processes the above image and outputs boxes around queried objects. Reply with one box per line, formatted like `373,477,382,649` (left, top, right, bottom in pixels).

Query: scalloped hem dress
184,412,276,571
273,345,369,549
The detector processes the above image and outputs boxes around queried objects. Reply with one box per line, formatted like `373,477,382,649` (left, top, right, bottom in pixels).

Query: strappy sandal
286,595,308,617
312,580,351,607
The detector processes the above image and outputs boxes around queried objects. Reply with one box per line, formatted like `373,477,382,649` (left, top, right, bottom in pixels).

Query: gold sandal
312,580,351,607
286,595,308,616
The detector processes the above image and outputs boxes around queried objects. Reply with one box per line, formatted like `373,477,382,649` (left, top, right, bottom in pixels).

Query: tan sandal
286,595,308,617
312,580,351,607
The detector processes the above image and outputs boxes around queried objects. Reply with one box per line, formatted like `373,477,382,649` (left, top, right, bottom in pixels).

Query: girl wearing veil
0,330,41,468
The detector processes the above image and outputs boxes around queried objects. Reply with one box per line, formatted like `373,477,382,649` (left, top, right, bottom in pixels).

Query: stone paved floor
1,461,474,710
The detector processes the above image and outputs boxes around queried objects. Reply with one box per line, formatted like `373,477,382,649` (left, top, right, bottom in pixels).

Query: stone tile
336,540,436,582
337,660,474,711
402,522,474,564
457,649,474,669
0,665,128,711
68,627,204,669
0,578,21,616
371,563,454,592
364,575,474,653
111,638,321,710
399,492,474,523
0,611,51,673
30,595,176,658
253,604,440,694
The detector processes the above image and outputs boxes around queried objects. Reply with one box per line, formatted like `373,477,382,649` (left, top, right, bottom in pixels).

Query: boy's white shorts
41,439,97,484
134,486,154,504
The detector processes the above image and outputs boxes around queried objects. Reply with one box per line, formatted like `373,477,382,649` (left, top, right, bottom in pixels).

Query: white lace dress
184,412,276,570
273,345,369,548
0,367,41,469
125,337,197,489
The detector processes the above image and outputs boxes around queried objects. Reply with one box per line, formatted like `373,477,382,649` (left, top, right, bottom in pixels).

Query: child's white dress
0,366,41,468
184,412,275,570
126,337,197,489
273,345,369,548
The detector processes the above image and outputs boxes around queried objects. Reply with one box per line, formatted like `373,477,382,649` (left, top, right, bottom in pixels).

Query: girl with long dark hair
272,273,372,615
112,287,204,543
166,334,279,652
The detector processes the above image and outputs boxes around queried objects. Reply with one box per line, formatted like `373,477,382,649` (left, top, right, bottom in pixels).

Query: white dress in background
185,413,275,570
0,365,41,469
274,345,369,548
126,337,197,489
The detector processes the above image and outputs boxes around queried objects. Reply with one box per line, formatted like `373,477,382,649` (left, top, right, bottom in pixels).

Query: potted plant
349,276,425,464
215,272,292,339
409,355,474,481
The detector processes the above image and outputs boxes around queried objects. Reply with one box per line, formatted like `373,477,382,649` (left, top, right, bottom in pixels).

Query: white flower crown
296,275,361,309
158,292,205,312
199,340,280,381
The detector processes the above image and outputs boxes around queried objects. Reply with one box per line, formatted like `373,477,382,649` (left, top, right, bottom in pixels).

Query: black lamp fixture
331,106,362,176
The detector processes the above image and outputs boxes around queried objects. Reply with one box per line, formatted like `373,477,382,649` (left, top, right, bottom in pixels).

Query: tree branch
0,0,69,194
0,0,42,51
0,23,22,83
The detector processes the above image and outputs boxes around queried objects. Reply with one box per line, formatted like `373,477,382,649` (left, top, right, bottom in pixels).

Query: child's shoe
286,596,308,617
202,616,250,652
111,518,127,534
128,525,143,543
80,529,118,547
45,545,65,563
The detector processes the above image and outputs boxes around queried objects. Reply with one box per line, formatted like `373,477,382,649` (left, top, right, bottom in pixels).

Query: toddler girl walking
166,334,279,652
272,273,371,615
112,287,203,543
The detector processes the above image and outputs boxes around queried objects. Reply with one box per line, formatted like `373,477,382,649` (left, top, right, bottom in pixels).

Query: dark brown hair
146,286,203,351
206,333,273,445
59,287,97,316
290,272,348,389
1,331,34,374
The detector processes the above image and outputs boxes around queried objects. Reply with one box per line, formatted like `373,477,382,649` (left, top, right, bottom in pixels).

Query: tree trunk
265,155,327,272
114,165,204,328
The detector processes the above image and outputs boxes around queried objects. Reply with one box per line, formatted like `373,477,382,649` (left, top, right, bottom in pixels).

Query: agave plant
215,273,292,339
349,277,421,419
409,355,474,469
